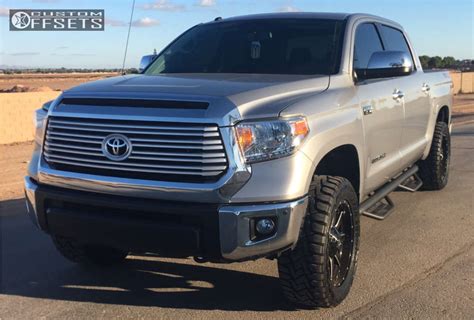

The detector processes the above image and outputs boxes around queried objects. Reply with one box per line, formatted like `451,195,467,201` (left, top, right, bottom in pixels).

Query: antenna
121,0,136,75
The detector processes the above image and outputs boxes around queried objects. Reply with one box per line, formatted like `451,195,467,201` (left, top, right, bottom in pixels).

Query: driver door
353,23,404,194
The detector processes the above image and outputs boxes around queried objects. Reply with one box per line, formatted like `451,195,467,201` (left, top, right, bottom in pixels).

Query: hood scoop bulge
59,98,209,110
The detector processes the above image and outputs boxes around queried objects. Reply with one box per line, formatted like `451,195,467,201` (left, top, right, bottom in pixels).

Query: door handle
392,89,404,100
422,83,431,92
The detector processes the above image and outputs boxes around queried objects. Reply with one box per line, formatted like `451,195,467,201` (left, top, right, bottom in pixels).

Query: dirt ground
452,94,474,125
0,73,119,92
0,141,33,201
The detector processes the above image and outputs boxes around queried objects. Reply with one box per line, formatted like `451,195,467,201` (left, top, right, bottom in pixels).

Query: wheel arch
437,105,450,124
422,104,451,159
313,144,361,199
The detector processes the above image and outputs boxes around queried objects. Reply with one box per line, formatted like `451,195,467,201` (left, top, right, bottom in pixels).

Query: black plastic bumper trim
33,183,222,258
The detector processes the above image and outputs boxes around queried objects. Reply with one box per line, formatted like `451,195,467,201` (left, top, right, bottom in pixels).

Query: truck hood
61,73,329,125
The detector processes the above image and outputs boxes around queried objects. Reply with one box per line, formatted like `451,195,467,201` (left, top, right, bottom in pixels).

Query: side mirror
139,55,157,73
359,51,413,80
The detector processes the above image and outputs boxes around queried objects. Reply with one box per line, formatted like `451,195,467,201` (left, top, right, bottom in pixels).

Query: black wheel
278,176,360,308
52,236,128,266
418,121,450,190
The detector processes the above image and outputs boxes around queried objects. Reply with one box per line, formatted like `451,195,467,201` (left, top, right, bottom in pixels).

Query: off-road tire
418,121,450,190
278,176,360,308
52,236,128,266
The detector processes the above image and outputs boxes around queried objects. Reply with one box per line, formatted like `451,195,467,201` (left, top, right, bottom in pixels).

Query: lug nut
255,218,275,235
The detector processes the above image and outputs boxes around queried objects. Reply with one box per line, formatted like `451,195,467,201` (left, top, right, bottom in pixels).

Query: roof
209,12,351,23
205,12,403,30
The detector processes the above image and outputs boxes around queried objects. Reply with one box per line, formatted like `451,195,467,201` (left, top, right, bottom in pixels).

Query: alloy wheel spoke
333,251,342,267
329,227,345,245
328,201,354,287
328,256,334,281
334,209,345,229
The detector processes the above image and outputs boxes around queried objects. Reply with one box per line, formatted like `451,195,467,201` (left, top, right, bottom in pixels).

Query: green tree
428,56,443,69
419,55,430,69
442,56,456,68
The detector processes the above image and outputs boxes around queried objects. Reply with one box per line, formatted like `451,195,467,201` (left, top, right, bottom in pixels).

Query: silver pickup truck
25,12,452,307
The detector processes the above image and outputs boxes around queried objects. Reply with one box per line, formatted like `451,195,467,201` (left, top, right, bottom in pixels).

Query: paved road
1,124,473,319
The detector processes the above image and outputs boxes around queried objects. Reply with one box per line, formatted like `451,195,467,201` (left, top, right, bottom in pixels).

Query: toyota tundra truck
24,13,452,307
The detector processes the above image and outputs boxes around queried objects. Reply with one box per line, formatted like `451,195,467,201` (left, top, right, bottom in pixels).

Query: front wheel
52,236,129,266
277,175,360,308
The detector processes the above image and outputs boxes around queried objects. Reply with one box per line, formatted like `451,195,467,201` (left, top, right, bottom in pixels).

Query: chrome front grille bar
43,116,229,180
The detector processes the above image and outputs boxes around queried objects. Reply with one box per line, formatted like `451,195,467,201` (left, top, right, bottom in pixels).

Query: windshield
145,19,346,76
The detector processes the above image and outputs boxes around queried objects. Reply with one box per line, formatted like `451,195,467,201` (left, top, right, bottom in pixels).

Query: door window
379,25,415,67
353,23,384,75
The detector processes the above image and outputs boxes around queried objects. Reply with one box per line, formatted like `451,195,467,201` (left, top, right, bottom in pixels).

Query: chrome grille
43,116,228,182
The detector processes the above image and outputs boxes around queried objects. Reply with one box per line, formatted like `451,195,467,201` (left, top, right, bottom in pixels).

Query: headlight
34,108,48,145
235,117,309,163
34,99,54,145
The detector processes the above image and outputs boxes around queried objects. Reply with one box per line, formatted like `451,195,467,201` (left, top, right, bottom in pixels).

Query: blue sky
0,0,472,68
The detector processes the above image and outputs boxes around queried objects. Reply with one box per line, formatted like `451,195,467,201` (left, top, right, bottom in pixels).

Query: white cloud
106,17,160,28
9,52,40,56
71,53,96,56
141,0,185,12
197,0,216,7
106,18,128,27
0,7,9,17
51,53,96,56
278,5,300,12
131,17,160,27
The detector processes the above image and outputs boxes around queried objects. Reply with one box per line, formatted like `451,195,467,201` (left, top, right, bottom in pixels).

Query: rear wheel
418,121,450,190
52,236,128,266
278,175,360,308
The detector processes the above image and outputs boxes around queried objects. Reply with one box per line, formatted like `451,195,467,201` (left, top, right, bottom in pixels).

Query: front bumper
24,177,308,261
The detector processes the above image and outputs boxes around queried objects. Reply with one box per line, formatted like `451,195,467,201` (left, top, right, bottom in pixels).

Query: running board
398,173,423,192
361,196,394,220
360,165,419,220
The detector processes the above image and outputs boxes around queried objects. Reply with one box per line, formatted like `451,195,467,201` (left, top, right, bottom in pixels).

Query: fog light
255,218,275,236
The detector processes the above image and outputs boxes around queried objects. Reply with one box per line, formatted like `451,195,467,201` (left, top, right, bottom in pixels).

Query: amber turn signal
236,126,254,152
291,118,309,137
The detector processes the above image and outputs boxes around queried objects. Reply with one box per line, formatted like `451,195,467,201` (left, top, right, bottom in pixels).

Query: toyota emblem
102,134,132,161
